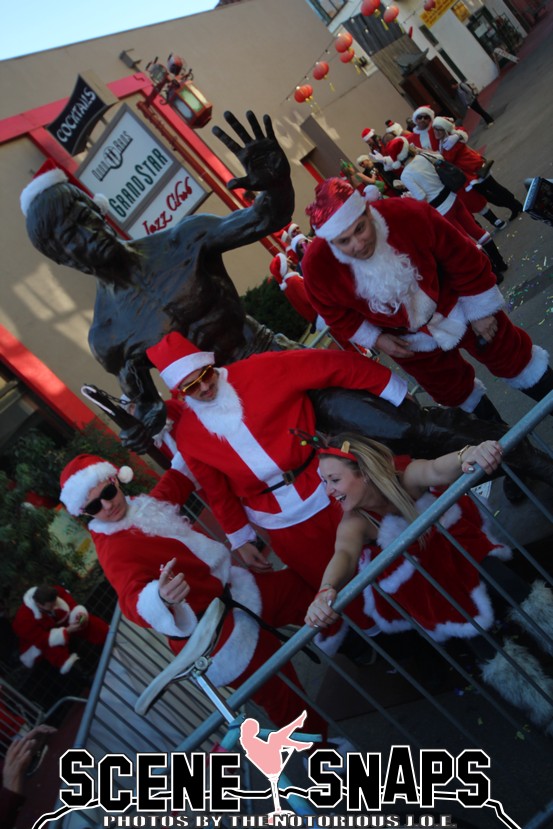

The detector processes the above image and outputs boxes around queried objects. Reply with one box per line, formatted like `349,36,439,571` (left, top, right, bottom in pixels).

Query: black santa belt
220,585,320,664
259,449,316,495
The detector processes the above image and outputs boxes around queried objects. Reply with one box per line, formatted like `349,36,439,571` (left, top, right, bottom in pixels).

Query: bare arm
402,439,503,496
305,514,368,628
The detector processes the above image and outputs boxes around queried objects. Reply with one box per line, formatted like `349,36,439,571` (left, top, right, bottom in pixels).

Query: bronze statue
21,111,553,488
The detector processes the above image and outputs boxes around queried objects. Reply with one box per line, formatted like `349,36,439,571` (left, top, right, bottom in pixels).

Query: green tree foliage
0,424,155,615
242,277,309,341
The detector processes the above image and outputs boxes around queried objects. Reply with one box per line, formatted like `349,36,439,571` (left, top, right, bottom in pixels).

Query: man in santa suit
146,332,408,595
13,584,108,675
58,453,333,733
300,177,553,419
409,105,440,151
269,253,317,324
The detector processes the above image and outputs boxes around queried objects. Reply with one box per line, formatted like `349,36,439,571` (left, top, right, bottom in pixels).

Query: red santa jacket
13,585,87,668
174,349,407,549
302,199,503,353
410,127,439,152
90,469,262,687
281,273,317,323
441,140,485,178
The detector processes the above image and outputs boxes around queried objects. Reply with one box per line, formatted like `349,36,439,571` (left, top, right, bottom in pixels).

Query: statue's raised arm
206,110,294,252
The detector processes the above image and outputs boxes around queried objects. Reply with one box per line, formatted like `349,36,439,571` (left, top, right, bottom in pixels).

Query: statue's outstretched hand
213,110,290,192
120,399,166,454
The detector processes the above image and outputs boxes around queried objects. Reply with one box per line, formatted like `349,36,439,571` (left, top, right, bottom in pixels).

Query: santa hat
305,178,366,241
413,105,435,122
361,128,376,143
290,233,309,254
356,154,371,166
59,454,133,516
384,120,403,137
363,184,382,203
269,253,287,283
20,160,68,217
382,136,410,170
146,332,214,391
432,116,455,133
287,222,300,237
20,159,110,218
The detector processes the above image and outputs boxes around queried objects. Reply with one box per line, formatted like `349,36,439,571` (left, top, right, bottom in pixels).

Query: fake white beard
184,368,245,437
330,210,422,316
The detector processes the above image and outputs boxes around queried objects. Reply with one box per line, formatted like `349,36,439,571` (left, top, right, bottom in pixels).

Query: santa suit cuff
227,524,257,551
49,628,68,647
69,605,88,625
136,580,198,638
350,320,382,350
380,374,408,407
458,286,504,322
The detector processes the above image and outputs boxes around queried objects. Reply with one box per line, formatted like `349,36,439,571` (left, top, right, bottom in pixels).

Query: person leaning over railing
306,432,553,735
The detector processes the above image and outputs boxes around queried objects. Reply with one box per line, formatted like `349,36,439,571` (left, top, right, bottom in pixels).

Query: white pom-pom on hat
117,466,134,484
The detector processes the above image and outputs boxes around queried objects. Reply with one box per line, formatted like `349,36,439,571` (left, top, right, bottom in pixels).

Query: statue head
21,166,124,276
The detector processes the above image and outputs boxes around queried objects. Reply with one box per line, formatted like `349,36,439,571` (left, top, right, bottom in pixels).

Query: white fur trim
60,461,117,516
402,332,440,352
426,306,468,351
480,639,553,730
458,378,487,413
117,466,133,484
380,374,408,407
382,156,402,172
350,319,381,350
184,369,244,437
457,286,504,322
49,627,68,647
413,106,435,121
429,581,494,642
69,605,89,625
60,653,80,675
314,190,366,241
20,645,41,668
390,137,410,164
314,621,350,656
227,524,257,550
432,117,454,134
20,168,68,217
93,193,110,215
160,352,215,390
504,345,549,390
137,580,198,638
404,284,437,331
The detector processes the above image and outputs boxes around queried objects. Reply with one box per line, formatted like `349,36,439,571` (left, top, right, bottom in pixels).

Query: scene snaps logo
32,711,521,829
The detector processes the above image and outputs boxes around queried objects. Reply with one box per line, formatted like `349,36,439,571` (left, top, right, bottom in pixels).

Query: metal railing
60,392,553,827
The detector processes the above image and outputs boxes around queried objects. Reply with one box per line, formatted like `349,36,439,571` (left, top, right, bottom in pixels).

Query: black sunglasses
82,481,118,516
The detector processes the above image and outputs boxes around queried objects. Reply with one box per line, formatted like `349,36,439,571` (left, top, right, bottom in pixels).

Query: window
304,0,348,25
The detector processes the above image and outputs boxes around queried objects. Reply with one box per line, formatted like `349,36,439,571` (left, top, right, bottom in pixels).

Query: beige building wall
0,0,411,403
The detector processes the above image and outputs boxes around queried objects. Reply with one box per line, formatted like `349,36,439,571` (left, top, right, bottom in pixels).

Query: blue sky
2,0,219,61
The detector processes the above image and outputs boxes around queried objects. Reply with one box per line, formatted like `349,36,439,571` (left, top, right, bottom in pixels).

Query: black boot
482,239,508,272
522,366,553,402
482,209,507,230
472,394,505,424
509,200,524,221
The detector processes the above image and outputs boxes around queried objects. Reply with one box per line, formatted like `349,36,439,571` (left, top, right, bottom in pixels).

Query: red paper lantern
423,0,436,9
340,49,355,64
361,0,380,15
294,87,307,103
313,61,329,81
383,4,399,22
335,32,353,53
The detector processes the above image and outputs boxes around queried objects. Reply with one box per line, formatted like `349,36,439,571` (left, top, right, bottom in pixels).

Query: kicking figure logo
239,711,313,822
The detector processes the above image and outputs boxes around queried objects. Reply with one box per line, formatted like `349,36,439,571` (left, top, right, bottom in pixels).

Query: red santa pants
237,569,327,735
395,311,534,408
444,199,489,244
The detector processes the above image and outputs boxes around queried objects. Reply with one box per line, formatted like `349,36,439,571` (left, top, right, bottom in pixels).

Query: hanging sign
46,71,118,156
78,105,208,235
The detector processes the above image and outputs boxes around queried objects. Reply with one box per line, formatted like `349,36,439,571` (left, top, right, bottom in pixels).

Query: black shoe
509,201,523,221
503,476,527,504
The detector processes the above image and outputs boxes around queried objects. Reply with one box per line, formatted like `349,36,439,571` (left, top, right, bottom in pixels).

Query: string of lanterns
290,0,404,105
